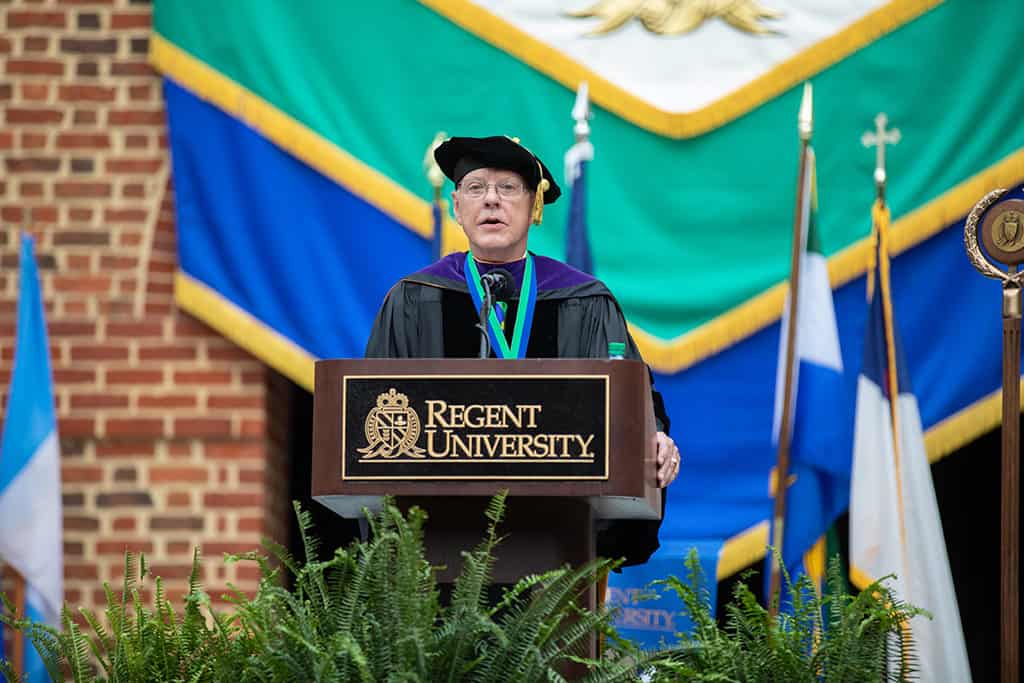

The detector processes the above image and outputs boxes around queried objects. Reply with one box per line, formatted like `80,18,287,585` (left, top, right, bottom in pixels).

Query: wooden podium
311,359,661,606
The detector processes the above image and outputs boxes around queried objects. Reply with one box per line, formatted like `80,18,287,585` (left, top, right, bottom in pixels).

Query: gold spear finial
571,81,591,142
797,82,813,142
423,131,447,191
565,82,595,186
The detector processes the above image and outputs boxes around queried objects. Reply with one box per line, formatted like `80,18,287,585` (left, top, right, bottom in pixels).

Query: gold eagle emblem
568,0,783,36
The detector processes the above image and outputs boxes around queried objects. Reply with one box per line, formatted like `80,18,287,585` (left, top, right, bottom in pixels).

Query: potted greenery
1,495,924,682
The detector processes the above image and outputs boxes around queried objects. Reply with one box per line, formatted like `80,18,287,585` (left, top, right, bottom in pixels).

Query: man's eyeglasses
458,179,527,200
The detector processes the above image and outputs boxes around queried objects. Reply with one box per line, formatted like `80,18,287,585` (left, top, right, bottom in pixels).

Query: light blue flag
0,235,62,681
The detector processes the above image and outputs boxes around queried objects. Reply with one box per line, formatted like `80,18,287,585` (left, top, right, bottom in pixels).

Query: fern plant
1,549,227,682
645,551,928,682
1,494,650,682
222,493,648,682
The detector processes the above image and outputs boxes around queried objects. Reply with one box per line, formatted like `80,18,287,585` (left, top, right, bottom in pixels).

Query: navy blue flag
564,155,593,274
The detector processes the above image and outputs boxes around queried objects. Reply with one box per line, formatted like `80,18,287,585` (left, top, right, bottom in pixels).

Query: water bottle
607,341,625,360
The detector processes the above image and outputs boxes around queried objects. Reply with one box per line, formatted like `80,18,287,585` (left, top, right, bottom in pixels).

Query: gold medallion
980,198,1024,265
991,209,1024,252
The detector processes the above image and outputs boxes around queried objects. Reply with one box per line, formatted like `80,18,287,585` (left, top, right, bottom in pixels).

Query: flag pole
768,82,813,614
3,563,26,678
424,131,447,261
863,113,918,607
861,115,904,511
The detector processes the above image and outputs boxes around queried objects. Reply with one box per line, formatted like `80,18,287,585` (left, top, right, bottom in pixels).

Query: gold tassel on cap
532,177,549,225
531,157,548,225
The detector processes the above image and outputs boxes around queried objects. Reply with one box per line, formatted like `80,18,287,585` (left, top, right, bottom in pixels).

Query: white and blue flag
0,235,62,681
849,204,971,681
769,147,851,587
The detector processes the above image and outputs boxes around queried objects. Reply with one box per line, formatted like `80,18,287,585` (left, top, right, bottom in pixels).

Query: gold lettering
531,435,548,458
485,405,502,427
426,429,449,458
499,434,516,458
449,433,473,458
479,433,500,458
464,404,485,429
521,404,542,428
500,405,522,429
576,434,595,458
518,434,533,458
448,404,466,427
424,400,449,428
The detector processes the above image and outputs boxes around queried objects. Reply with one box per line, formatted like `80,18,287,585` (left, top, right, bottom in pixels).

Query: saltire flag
849,202,971,681
0,235,63,682
768,145,851,592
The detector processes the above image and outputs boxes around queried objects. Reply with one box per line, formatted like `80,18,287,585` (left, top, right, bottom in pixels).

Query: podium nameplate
341,374,609,480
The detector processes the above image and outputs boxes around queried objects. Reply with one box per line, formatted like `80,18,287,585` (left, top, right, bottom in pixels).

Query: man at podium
365,135,679,566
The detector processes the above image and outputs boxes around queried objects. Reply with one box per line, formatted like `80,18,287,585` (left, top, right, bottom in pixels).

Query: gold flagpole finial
797,82,813,142
423,131,447,191
861,113,901,203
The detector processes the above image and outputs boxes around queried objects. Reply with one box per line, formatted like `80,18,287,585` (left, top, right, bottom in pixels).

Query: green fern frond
61,605,92,681
0,657,18,683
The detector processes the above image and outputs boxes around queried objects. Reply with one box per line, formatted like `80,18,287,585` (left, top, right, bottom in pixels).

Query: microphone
480,268,514,301
477,268,514,358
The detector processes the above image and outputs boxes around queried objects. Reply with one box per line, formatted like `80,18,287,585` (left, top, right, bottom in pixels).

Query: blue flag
564,83,595,275
564,153,593,275
0,235,62,681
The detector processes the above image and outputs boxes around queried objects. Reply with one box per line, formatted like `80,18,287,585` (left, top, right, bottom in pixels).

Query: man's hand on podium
655,431,680,488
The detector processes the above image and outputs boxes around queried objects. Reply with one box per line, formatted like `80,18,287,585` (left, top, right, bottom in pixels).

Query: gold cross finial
861,113,901,198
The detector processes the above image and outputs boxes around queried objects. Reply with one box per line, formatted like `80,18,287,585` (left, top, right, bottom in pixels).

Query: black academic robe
365,252,670,567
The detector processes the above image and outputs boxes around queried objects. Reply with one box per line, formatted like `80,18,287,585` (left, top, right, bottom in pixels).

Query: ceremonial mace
965,187,1022,683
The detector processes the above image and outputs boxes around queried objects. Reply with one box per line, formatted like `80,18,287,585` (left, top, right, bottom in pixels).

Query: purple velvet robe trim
415,252,595,293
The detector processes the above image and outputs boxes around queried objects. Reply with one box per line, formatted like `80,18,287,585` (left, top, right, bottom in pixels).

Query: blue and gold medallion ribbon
464,252,536,359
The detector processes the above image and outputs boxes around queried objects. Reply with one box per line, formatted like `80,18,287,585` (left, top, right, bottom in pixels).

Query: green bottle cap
607,342,626,357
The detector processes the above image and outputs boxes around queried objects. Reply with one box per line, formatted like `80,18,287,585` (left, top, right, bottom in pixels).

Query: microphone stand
477,278,494,358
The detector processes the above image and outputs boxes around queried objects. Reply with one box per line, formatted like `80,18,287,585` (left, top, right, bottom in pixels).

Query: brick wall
0,0,291,625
